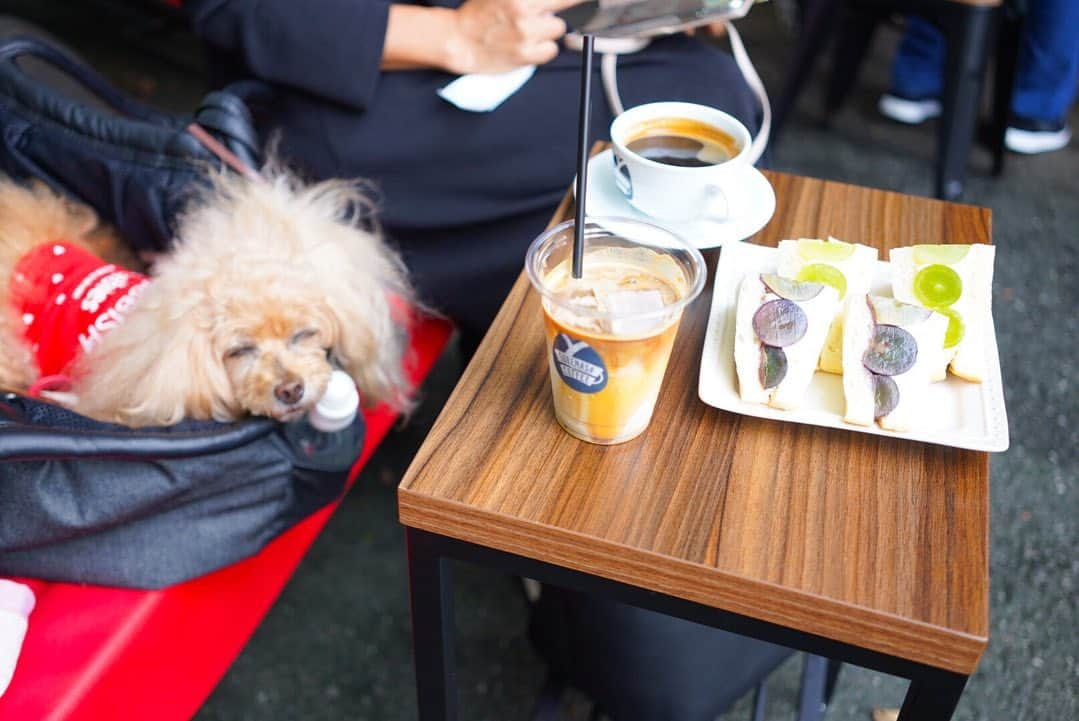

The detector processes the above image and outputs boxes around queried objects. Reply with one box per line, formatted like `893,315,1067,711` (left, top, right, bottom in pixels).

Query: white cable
588,24,772,164
601,52,624,116
565,33,647,118
724,21,771,165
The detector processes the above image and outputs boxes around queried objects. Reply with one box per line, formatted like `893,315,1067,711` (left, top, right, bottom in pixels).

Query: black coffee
624,117,738,167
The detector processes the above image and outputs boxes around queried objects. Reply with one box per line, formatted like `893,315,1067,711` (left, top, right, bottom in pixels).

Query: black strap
194,89,261,169
0,35,175,124
0,35,261,165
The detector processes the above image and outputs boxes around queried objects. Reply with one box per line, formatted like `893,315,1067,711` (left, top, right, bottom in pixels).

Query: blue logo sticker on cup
552,333,607,394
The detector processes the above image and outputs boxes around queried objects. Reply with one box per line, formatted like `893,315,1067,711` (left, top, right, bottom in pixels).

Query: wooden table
399,170,991,720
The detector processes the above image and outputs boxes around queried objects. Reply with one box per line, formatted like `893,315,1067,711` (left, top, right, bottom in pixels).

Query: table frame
406,527,969,721
401,167,989,721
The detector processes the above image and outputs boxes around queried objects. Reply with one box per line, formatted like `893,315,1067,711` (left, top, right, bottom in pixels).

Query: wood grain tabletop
399,169,991,675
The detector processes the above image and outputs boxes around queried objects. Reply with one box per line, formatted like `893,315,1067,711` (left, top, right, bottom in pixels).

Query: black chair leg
773,0,842,144
797,654,829,721
750,680,768,721
824,658,843,707
990,11,1023,175
936,3,996,200
531,673,566,721
824,4,884,112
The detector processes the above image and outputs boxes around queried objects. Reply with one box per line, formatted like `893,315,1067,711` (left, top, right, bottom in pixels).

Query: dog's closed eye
225,343,257,360
289,328,319,345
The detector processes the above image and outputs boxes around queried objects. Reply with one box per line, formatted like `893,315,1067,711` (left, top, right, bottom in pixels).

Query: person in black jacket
186,0,760,343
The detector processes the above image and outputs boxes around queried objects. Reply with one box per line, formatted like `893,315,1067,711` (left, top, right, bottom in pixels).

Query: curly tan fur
0,167,413,427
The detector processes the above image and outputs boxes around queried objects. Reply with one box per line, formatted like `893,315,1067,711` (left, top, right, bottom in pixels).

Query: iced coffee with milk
526,219,705,444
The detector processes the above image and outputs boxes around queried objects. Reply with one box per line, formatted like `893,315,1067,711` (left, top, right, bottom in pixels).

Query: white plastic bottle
0,579,35,698
284,370,364,471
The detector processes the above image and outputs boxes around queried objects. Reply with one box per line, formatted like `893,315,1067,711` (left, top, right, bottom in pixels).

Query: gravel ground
4,3,1077,720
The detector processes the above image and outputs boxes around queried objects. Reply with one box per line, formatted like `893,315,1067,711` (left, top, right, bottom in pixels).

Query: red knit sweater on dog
10,242,148,377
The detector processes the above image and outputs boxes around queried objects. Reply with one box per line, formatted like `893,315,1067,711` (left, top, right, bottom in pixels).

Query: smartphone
559,0,756,38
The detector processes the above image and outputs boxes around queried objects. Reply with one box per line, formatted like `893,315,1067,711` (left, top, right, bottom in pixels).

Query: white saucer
578,149,776,249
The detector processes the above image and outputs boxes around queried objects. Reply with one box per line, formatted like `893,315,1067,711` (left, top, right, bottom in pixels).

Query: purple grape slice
759,345,787,389
760,273,823,301
862,324,918,376
873,374,899,419
752,299,808,347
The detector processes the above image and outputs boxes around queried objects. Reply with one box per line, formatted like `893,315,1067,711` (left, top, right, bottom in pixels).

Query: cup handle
701,179,752,223
701,184,733,222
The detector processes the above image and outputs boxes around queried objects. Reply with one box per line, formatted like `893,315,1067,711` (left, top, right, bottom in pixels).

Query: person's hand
685,21,728,39
448,0,581,74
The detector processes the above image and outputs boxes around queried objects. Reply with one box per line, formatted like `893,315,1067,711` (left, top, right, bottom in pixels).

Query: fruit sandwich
842,295,948,432
890,244,995,383
776,237,879,374
735,273,840,410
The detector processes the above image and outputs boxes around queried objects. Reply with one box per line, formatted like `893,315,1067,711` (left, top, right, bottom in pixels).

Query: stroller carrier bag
0,35,261,252
0,395,362,589
0,33,344,590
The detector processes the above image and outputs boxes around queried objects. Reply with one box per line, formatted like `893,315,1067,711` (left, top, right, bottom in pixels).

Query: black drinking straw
572,34,595,279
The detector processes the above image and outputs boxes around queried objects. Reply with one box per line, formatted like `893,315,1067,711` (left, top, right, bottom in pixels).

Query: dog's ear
321,277,412,411
291,177,415,410
72,286,238,427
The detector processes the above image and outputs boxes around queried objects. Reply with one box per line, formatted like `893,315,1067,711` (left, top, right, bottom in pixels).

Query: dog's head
211,266,341,423
73,166,415,427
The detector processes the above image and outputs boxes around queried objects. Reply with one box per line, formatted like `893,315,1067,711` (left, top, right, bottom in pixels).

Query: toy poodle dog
0,166,413,427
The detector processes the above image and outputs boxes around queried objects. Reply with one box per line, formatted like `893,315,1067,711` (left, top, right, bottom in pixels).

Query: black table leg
406,527,458,721
897,670,969,721
404,530,978,721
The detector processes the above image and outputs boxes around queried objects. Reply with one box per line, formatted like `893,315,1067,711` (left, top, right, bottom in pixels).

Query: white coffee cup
610,102,753,223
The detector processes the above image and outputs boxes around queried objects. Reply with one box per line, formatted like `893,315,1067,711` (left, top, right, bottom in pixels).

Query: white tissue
437,65,536,112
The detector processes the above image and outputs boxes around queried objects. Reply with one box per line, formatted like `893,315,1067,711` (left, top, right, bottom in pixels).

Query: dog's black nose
274,381,304,405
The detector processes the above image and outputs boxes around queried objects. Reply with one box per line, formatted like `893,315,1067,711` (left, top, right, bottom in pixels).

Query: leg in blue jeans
1011,0,1079,122
892,2,1079,121
891,16,945,99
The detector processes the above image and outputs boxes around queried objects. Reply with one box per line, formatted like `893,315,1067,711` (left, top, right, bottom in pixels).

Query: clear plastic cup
526,218,706,444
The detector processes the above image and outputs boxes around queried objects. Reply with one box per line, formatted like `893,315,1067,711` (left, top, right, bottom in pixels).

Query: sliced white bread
735,272,840,410
776,236,878,374
843,294,948,432
890,244,995,382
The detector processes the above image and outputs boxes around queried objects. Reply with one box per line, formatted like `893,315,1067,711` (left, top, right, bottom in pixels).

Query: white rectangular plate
698,242,1010,452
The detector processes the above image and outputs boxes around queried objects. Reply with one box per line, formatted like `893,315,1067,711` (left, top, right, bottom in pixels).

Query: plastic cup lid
309,370,360,432
0,580,35,618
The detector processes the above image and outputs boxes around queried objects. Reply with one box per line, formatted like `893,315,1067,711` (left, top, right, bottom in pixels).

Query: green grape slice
936,306,966,349
913,264,962,307
912,244,970,265
797,238,856,262
796,263,847,299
